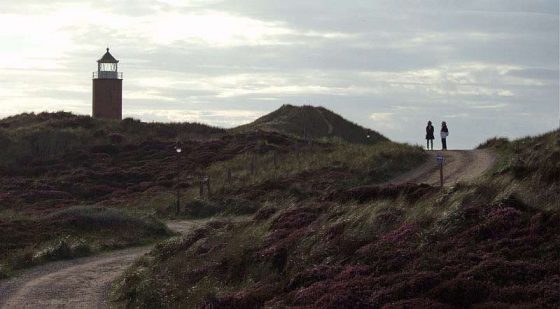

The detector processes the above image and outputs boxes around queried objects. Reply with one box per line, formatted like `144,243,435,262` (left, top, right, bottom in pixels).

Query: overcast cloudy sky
0,0,558,148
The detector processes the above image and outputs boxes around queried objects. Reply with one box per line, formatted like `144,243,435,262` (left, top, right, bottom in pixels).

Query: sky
0,0,558,148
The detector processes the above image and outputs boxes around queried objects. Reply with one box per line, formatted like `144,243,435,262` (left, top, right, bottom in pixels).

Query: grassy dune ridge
113,130,560,308
0,111,224,172
234,104,388,144
478,129,560,211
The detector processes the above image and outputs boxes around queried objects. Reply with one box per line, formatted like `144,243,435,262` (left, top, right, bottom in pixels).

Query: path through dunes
388,149,497,186
0,220,201,309
0,151,497,308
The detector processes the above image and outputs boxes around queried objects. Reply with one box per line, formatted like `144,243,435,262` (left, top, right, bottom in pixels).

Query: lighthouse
92,48,123,120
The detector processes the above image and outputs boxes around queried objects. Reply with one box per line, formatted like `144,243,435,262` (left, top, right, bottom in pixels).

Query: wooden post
227,169,232,183
206,177,211,198
273,151,278,170
175,147,181,215
440,162,444,188
176,189,180,215
251,153,256,175
436,154,444,188
295,143,300,158
199,176,204,198
294,142,300,171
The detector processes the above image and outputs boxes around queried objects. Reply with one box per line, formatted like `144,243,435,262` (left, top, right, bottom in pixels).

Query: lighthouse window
100,63,117,72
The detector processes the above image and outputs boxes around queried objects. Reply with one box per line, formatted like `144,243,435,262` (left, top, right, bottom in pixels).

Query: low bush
32,236,92,263
184,198,259,218
47,206,169,235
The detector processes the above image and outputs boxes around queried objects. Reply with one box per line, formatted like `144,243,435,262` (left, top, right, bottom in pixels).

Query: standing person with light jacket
441,121,449,150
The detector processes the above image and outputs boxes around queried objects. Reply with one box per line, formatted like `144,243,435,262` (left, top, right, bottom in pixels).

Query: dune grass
157,141,426,219
207,141,425,187
112,130,560,308
0,206,172,279
0,112,224,173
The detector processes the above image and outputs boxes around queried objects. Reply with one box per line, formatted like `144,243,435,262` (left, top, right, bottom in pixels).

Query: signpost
175,142,182,215
436,154,444,188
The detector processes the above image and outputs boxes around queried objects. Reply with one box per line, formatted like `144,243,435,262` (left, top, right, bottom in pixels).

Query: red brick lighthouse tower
92,48,123,120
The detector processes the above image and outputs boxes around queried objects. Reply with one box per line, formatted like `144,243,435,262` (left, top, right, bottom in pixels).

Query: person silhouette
441,121,449,150
425,121,434,150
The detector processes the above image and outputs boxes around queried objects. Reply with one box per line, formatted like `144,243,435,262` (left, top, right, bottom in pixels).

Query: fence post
295,142,301,170
251,153,256,175
206,177,211,198
199,176,204,198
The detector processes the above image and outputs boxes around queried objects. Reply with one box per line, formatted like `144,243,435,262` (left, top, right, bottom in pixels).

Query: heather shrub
0,265,9,279
218,197,260,216
47,206,169,235
6,249,35,271
184,199,222,218
0,112,225,173
20,128,83,160
431,278,491,306
184,198,259,218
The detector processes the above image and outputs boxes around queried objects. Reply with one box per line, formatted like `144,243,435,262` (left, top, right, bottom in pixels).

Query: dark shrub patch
316,288,371,309
253,207,277,221
326,183,436,203
219,198,259,216
271,207,321,230
287,265,338,290
108,133,125,144
184,200,221,218
381,298,451,309
184,198,258,218
203,284,277,309
459,259,547,286
431,278,490,306
21,190,73,203
90,144,119,155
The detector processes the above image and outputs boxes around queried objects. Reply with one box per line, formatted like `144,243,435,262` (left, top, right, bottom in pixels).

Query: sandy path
388,149,496,186
317,108,334,134
0,220,200,309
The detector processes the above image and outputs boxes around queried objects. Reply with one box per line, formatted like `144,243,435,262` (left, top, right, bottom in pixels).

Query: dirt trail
388,149,496,186
0,220,201,309
316,108,334,134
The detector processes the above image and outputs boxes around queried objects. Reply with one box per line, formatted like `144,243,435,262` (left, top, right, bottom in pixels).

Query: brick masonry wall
93,79,122,120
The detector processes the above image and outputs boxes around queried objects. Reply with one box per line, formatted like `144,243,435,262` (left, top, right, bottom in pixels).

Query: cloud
369,112,394,122
126,108,265,127
0,1,558,149
507,68,559,81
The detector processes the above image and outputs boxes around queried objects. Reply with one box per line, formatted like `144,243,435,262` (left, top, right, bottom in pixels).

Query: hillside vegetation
0,111,224,173
234,105,387,144
0,112,225,277
0,206,170,278
113,130,560,308
0,109,415,281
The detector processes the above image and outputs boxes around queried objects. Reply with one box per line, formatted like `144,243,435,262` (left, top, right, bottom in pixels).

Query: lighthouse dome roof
97,48,119,63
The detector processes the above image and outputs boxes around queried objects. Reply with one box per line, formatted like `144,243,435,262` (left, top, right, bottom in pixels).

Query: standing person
441,121,449,150
425,121,435,150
